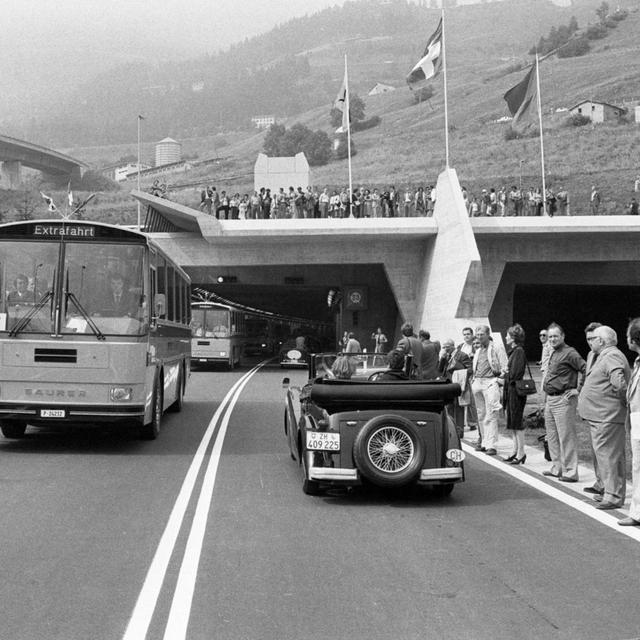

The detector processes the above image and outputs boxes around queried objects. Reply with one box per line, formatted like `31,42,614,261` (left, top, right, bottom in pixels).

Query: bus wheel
1,421,27,439
141,380,163,440
168,366,184,413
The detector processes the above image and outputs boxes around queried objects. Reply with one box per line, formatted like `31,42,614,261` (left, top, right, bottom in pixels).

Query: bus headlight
110,387,133,402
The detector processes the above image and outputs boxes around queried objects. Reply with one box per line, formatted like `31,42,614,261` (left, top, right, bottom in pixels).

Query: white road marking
461,442,640,543
162,364,262,639
122,363,264,640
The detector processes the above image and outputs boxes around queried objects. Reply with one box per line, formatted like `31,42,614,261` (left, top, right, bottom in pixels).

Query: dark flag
504,63,537,125
333,66,350,133
406,18,443,90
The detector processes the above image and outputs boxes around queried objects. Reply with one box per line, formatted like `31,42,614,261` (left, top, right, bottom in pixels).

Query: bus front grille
34,348,78,363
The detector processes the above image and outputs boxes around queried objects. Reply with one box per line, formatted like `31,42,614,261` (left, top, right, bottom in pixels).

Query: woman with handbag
503,323,530,464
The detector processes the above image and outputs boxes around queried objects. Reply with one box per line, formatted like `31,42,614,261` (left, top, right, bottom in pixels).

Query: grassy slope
52,0,640,220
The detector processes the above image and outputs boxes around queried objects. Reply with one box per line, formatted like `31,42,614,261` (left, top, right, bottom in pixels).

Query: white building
155,137,181,167
254,152,309,194
368,82,396,96
251,115,276,130
569,100,627,124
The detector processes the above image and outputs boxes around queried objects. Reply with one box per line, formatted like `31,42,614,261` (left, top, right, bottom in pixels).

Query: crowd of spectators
190,180,640,219
197,184,438,219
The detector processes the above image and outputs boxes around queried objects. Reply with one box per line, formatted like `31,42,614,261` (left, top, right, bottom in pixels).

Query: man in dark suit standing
419,329,441,379
396,322,424,379
438,338,472,437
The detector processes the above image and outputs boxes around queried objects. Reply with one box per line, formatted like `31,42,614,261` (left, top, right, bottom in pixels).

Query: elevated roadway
0,134,87,187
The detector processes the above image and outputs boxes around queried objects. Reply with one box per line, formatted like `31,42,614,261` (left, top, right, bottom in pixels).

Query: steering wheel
367,371,385,381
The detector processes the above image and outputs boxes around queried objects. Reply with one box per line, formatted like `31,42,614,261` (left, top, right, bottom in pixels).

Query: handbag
515,360,537,397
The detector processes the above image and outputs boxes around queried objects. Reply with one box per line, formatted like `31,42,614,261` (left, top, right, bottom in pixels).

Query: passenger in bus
96,272,139,317
7,274,35,306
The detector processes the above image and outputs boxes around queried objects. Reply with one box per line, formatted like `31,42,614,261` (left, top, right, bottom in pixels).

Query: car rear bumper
309,465,463,484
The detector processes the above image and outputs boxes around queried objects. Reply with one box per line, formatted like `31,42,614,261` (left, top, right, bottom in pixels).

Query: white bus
0,219,191,440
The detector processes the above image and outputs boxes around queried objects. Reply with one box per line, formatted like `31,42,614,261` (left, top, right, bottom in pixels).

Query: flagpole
137,114,143,229
441,7,450,169
535,54,547,216
344,54,354,217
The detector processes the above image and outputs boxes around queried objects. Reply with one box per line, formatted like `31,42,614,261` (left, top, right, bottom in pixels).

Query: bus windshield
191,307,229,338
0,240,145,336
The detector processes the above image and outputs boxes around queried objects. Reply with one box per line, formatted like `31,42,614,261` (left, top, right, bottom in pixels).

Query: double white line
123,363,264,640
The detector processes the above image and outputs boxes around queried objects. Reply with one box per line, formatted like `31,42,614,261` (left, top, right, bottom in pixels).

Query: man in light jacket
471,325,507,455
577,326,630,510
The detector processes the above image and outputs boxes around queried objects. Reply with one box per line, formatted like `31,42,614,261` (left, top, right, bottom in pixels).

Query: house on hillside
368,82,396,96
251,115,276,130
569,100,627,123
254,152,309,194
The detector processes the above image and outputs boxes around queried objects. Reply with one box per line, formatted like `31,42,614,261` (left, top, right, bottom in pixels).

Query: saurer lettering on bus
25,389,87,398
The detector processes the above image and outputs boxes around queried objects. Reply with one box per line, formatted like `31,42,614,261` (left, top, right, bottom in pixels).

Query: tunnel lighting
217,276,237,283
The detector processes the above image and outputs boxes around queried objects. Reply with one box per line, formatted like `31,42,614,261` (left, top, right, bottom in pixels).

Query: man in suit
621,317,640,525
396,322,424,379
438,338,472,438
578,325,630,510
7,274,35,306
419,329,441,380
100,273,139,317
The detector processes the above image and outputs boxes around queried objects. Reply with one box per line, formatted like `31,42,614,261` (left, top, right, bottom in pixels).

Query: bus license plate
306,431,340,451
40,409,66,418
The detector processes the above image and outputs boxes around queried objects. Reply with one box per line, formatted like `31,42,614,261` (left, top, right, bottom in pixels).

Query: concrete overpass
0,134,87,188
133,168,640,355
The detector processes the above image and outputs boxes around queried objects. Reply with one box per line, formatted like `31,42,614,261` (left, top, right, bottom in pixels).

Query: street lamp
519,159,524,192
137,114,145,229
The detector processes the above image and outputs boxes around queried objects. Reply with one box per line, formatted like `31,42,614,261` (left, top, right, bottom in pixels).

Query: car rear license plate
40,409,66,418
306,431,340,451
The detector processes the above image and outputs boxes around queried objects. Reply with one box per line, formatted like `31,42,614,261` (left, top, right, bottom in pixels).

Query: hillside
7,0,640,222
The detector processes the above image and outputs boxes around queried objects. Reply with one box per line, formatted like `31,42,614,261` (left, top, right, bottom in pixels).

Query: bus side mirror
154,293,166,318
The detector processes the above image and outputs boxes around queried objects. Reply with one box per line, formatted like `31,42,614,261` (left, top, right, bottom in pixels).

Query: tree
411,85,434,104
302,130,332,166
596,1,609,24
334,133,356,160
15,191,37,220
568,15,579,33
263,123,286,156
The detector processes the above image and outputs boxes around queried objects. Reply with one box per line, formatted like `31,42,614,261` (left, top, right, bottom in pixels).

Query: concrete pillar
416,167,491,339
1,160,22,189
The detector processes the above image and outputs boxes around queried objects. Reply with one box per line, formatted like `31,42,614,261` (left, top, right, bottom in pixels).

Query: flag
67,182,74,207
40,192,57,213
138,114,145,120
406,18,443,90
333,66,350,133
504,63,537,126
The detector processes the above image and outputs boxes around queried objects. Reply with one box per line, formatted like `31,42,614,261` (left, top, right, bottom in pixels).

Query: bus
0,219,191,440
190,291,333,369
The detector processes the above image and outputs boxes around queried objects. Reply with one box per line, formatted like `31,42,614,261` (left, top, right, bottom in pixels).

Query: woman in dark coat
503,323,528,464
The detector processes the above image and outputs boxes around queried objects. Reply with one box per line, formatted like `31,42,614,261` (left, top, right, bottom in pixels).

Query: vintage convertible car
283,353,465,496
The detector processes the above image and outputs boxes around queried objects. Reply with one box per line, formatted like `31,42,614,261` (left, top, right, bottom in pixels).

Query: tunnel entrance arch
513,284,640,360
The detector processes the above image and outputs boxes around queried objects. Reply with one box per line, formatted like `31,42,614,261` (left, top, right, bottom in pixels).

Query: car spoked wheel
353,415,425,487
367,425,414,473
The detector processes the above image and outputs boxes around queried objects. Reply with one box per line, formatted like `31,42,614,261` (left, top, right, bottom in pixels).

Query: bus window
156,255,166,318
0,241,57,332
64,243,145,335
167,266,176,322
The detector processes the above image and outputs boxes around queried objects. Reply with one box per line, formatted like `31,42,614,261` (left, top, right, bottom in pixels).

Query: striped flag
40,192,57,213
406,18,443,90
67,182,74,207
333,66,350,134
504,63,537,126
